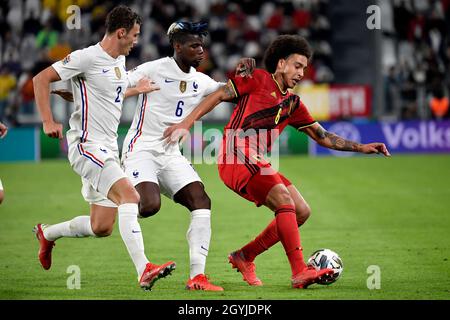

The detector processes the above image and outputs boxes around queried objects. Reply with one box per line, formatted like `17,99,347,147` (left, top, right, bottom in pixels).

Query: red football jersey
219,69,316,168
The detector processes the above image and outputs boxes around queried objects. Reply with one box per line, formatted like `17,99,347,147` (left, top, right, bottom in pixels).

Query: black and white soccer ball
307,249,343,285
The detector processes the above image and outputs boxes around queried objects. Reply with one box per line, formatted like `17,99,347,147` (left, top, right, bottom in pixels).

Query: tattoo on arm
222,82,236,100
314,126,362,152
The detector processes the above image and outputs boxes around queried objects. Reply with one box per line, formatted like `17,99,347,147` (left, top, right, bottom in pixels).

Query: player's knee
175,184,211,210
0,190,4,204
91,223,113,237
139,201,161,218
296,203,311,226
121,188,140,205
273,188,294,207
187,193,211,210
131,189,140,203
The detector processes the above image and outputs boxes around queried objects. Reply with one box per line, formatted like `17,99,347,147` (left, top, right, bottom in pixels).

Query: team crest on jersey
62,55,71,65
180,81,187,93
114,67,122,79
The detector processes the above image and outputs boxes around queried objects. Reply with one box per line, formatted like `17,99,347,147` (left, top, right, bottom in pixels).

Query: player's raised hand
136,77,160,94
163,122,190,145
0,122,8,139
236,58,256,78
43,120,63,139
51,89,74,102
360,143,391,157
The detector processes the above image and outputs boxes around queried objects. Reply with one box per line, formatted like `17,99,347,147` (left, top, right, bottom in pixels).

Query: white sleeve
203,74,223,96
127,61,156,87
52,49,92,81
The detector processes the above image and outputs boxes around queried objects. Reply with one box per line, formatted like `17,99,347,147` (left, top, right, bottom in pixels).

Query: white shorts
122,150,202,199
68,140,127,207
0,179,3,191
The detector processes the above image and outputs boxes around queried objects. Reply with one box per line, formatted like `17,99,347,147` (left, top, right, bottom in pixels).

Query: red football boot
228,251,263,286
185,274,224,291
139,261,176,291
33,224,55,270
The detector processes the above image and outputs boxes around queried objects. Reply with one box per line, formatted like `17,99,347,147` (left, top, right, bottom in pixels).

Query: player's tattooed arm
317,124,362,151
303,123,363,152
302,123,391,156
222,81,237,100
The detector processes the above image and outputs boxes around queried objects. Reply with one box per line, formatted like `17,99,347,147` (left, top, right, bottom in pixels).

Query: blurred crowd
383,0,450,120
0,0,332,125
0,0,449,126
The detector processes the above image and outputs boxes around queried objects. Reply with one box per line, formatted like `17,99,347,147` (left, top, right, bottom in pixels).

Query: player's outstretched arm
163,81,236,143
33,66,64,139
303,122,391,156
0,121,8,139
124,77,160,98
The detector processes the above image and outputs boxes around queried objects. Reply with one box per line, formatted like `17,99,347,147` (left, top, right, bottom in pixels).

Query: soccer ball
307,249,343,285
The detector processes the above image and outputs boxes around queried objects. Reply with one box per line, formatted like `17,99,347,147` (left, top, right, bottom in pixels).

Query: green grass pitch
0,155,449,300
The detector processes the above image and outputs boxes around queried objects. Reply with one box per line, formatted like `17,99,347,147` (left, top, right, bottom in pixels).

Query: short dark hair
263,35,313,73
167,21,208,46
105,5,141,34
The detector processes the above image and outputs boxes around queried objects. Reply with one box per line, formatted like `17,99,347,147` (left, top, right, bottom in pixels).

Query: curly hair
263,35,313,73
105,5,142,34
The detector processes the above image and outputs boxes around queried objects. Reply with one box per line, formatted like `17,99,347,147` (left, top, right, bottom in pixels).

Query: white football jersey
122,57,222,156
52,43,130,151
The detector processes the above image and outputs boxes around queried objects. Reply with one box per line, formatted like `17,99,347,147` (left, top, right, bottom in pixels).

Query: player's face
179,35,205,68
280,54,308,89
120,23,141,56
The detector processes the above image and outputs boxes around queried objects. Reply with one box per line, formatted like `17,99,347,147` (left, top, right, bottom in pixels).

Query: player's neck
272,73,288,94
100,35,121,59
173,55,190,73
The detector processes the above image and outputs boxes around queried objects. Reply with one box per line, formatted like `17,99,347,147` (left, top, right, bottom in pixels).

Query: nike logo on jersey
102,69,109,73
165,79,175,83
99,147,107,153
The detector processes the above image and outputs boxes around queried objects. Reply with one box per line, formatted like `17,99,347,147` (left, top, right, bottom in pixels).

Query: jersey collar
271,74,288,96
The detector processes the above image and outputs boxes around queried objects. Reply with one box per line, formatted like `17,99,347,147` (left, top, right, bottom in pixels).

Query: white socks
118,203,149,277
186,209,211,279
43,216,95,241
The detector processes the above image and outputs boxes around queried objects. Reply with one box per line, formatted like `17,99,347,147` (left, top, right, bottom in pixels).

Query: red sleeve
229,69,262,97
289,100,316,129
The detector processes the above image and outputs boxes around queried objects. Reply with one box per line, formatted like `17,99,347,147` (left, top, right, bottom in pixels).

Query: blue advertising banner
0,127,40,162
310,120,450,156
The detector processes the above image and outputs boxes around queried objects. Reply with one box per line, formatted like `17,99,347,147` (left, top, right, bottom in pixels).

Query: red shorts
218,163,292,207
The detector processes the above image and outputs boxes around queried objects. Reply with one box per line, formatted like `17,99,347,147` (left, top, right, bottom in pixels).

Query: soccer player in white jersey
31,6,175,291
122,22,254,291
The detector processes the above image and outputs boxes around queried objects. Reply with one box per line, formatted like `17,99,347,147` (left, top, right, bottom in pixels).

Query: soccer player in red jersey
165,35,390,288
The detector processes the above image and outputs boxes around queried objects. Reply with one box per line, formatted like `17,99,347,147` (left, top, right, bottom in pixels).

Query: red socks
275,205,306,276
241,205,306,276
241,219,278,261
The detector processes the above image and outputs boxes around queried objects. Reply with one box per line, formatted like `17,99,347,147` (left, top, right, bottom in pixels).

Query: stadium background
1,0,450,159
0,0,449,301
